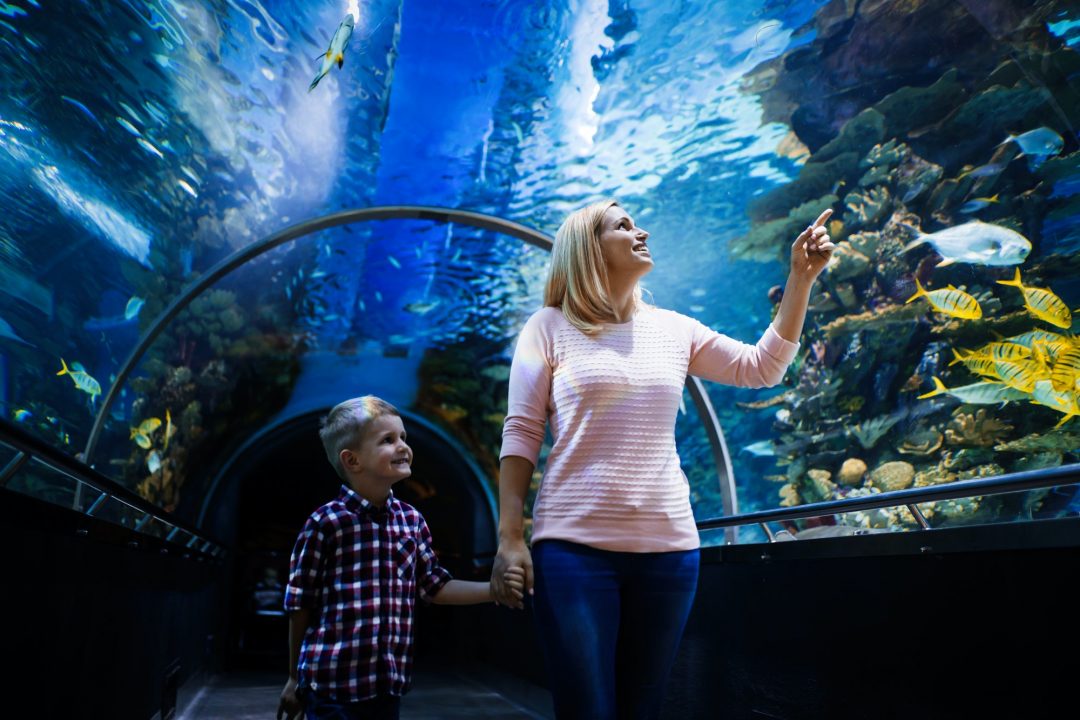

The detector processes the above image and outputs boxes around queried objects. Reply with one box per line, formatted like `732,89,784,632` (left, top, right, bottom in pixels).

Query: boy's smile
346,415,413,487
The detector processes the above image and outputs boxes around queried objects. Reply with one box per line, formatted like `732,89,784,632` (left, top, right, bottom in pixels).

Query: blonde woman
493,200,834,718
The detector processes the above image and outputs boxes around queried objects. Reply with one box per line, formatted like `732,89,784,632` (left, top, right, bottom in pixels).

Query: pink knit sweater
500,305,799,552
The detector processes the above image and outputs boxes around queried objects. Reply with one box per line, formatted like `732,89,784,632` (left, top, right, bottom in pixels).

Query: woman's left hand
790,208,836,284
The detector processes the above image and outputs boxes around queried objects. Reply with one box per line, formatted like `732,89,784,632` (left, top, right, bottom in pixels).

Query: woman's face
598,206,652,280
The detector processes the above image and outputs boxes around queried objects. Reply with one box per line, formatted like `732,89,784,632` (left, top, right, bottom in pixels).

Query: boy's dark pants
304,690,400,720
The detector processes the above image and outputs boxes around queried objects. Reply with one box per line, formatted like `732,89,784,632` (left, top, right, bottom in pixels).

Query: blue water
1,0,1077,532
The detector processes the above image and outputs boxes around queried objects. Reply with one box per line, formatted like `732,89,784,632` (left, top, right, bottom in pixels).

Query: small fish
403,300,441,315
13,409,32,422
147,449,162,474
902,221,1031,267
917,376,1028,404
1002,127,1064,169
57,358,102,404
905,279,982,319
993,359,1040,393
374,291,383,303
1031,380,1079,428
177,179,198,198
740,439,777,457
996,269,1072,329
116,116,142,137
164,408,174,451
309,14,354,92
61,95,104,130
958,194,1000,214
1049,344,1080,393
137,138,164,159
124,296,145,320
387,255,401,269
958,162,1006,180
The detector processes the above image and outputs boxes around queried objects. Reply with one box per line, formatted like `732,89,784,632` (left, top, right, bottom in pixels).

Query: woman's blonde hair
544,199,643,335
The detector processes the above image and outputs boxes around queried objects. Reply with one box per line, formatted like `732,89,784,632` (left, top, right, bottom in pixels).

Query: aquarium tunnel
2,0,1080,717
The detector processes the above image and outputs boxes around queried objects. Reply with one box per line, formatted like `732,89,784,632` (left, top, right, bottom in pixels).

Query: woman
493,200,834,718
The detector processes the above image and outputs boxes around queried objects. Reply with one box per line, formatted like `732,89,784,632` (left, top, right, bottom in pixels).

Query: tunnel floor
177,664,555,719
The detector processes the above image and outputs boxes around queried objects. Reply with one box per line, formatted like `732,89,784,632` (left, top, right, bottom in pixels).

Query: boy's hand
277,678,302,720
492,539,533,609
499,566,526,606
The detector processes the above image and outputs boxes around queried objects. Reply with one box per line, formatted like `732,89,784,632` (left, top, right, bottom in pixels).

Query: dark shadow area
216,410,500,672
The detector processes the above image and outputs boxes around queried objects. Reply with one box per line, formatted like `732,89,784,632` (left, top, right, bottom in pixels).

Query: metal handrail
79,205,741,534
696,462,1080,536
0,418,224,557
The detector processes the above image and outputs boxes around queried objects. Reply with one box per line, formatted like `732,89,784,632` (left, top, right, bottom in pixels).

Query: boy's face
344,414,412,485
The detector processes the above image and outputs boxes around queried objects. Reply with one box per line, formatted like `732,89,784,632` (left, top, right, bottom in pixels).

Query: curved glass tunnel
2,0,1080,717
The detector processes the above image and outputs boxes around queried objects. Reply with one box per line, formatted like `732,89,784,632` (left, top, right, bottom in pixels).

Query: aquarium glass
1,0,1078,533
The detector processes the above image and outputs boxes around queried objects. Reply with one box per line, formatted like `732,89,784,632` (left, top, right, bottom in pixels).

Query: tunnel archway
199,406,497,668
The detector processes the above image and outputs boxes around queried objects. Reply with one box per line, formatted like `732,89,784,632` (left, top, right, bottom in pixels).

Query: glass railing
697,463,1080,545
0,418,223,559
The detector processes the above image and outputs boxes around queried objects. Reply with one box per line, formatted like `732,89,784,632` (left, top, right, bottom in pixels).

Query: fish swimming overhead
902,221,1031,267
905,279,982,319
309,14,355,92
996,268,1073,329
917,376,1028,404
57,358,102,404
1002,126,1064,169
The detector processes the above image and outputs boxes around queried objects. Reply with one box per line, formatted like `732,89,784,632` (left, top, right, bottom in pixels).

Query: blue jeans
531,540,700,720
303,690,400,720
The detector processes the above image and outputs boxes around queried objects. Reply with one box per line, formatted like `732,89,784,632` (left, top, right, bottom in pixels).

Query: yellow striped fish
917,376,1028,404
996,269,1072,329
948,349,1000,379
994,359,1042,393
130,417,162,449
1050,344,1080,393
1031,380,1079,428
905,279,982,319
57,358,102,404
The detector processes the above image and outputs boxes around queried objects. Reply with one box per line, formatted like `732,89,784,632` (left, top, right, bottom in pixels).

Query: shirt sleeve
414,515,453,604
500,310,552,465
687,319,799,388
284,513,328,611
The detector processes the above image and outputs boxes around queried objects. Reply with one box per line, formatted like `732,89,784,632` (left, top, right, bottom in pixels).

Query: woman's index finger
812,208,833,227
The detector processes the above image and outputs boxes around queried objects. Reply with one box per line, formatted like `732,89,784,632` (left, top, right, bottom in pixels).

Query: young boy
277,396,523,720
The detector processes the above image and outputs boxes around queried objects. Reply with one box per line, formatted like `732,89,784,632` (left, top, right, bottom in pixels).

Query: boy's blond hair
319,396,400,479
544,199,644,335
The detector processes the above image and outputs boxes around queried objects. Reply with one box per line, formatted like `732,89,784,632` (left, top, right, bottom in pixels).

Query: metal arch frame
84,205,739,535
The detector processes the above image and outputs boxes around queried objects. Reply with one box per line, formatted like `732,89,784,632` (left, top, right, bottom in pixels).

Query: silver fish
902,221,1030,266
309,15,354,92
1004,127,1064,168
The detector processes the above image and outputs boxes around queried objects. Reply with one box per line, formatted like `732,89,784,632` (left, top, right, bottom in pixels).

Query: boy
277,396,523,720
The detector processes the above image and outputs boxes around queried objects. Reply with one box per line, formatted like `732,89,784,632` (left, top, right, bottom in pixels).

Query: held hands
492,540,533,610
277,677,302,720
790,208,836,285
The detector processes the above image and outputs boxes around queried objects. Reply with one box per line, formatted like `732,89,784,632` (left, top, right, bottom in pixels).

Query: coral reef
867,461,915,493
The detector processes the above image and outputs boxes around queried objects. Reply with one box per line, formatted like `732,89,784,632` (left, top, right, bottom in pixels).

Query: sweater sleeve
500,310,552,466
687,318,799,388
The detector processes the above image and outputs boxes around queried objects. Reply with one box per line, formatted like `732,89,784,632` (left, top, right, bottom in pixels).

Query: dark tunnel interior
208,409,500,671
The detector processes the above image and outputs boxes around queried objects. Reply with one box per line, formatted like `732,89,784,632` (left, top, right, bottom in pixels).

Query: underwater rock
874,69,965,138
941,447,996,471
995,429,1080,454
815,109,887,164
897,426,944,456
749,154,858,223
895,151,943,205
1011,452,1063,473
821,301,924,339
843,186,892,230
867,461,915,492
779,483,802,507
806,468,837,502
837,458,867,487
913,467,958,488
834,282,858,310
936,84,1049,150
732,195,839,262
956,463,1005,481
847,231,881,258
945,409,1013,447
826,242,872,281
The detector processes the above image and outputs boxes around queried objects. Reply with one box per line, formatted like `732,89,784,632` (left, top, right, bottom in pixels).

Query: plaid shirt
284,485,452,701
